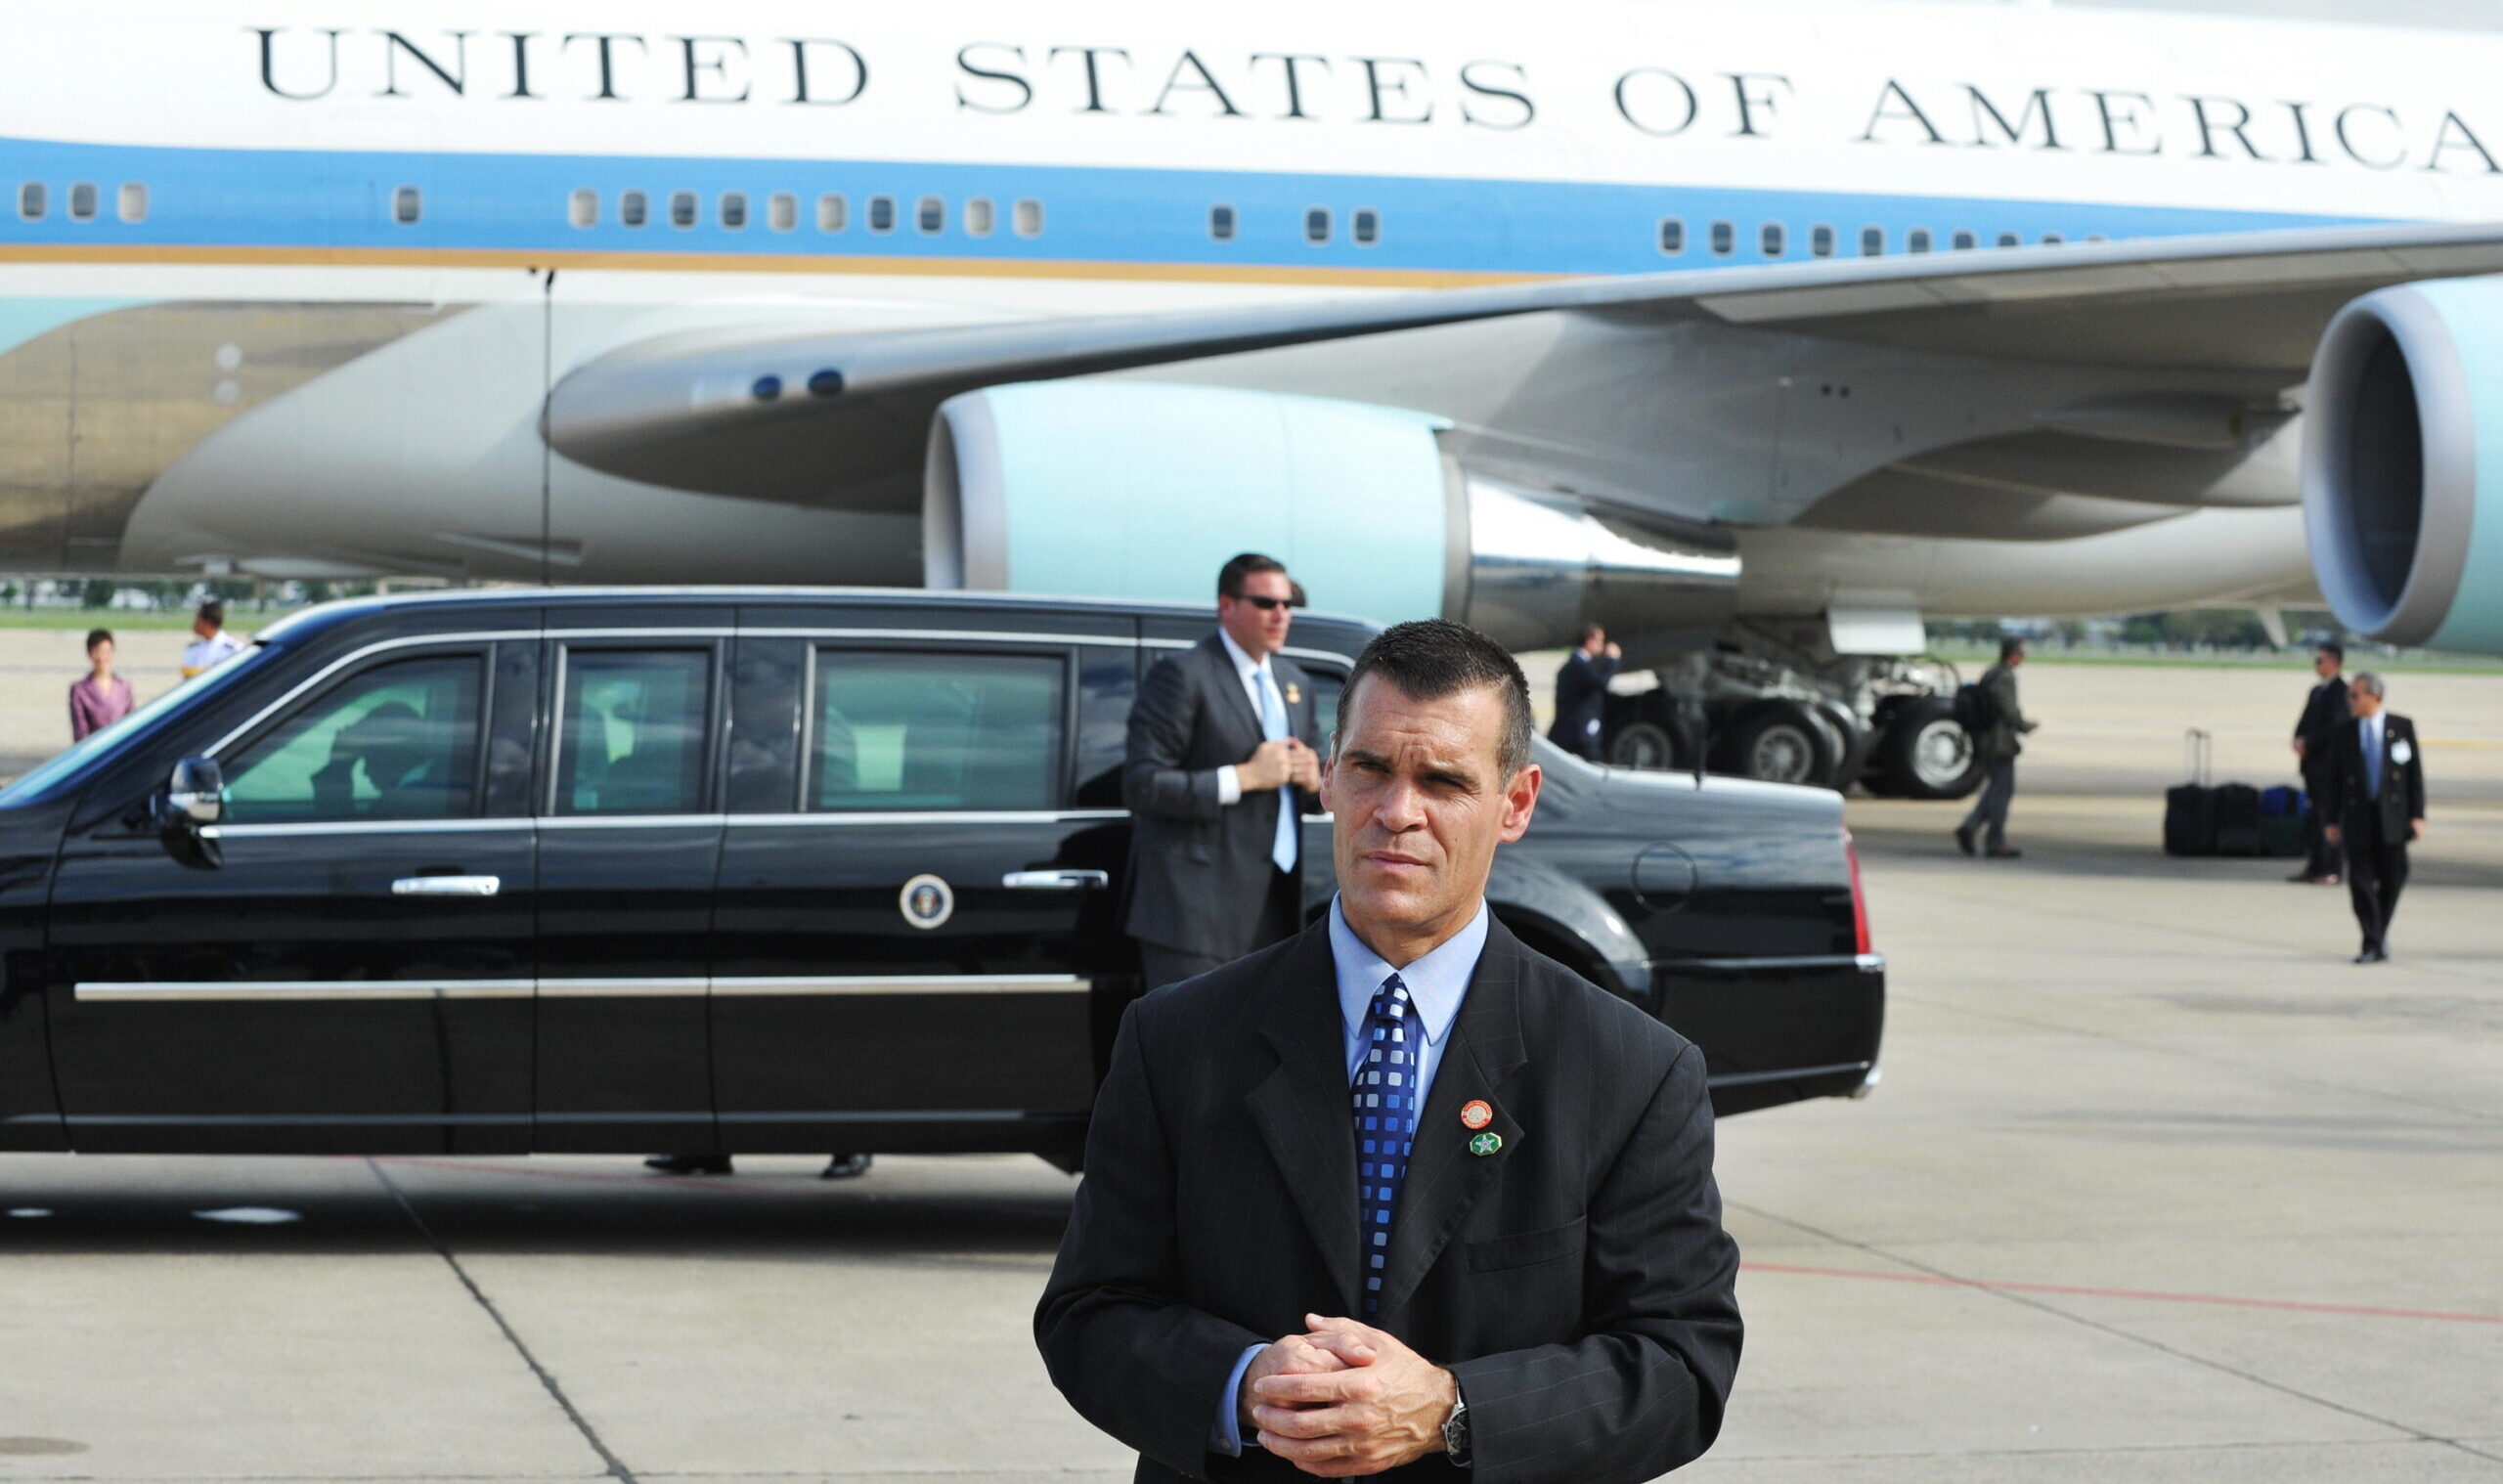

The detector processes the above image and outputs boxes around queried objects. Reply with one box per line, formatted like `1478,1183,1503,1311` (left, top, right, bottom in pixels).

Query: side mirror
156,757,225,868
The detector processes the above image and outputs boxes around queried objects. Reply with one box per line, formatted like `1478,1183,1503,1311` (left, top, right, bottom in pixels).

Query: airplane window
816,194,847,232
17,182,43,221
2085,232,2109,243
2041,232,2065,245
117,182,147,223
1305,207,1331,244
1709,220,1735,256
1657,218,1684,255
1013,197,1043,237
1951,229,1976,250
867,195,897,233
1210,204,1237,241
1996,231,2020,248
768,193,797,232
1907,228,1933,254
721,192,748,230
620,190,648,228
1810,224,1835,258
669,191,697,229
916,196,944,234
1860,225,1884,256
964,197,994,237
1760,222,1785,257
393,186,421,225
1353,208,1381,245
67,183,97,222
568,189,597,228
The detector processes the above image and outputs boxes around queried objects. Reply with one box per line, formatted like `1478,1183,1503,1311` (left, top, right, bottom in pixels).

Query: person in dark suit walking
1040,619,1741,1483
2319,672,2426,964
2290,641,2349,885
1547,623,1621,762
1955,636,2038,859
1123,552,1323,991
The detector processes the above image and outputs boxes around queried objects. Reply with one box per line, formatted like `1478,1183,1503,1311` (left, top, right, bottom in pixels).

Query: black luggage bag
2164,728,2219,856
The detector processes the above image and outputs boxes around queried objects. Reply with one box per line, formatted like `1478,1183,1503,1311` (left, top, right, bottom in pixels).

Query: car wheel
1713,701,1837,788
1607,720,1679,770
1878,696,1985,800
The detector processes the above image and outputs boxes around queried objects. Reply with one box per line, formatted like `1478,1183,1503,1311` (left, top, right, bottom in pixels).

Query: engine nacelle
925,381,1737,651
2304,279,2503,653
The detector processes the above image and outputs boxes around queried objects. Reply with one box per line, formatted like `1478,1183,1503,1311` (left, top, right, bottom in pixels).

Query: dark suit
1122,634,1320,984
2318,712,2427,952
1035,919,1742,1484
1547,649,1618,762
2294,676,2350,878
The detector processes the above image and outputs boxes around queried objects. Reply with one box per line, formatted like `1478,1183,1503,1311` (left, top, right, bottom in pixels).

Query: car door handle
391,875,502,897
1001,869,1109,891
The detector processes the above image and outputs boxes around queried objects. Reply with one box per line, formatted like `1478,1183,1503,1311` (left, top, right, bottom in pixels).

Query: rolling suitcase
2164,728,2218,856
2214,782,2264,855
2258,784,2307,858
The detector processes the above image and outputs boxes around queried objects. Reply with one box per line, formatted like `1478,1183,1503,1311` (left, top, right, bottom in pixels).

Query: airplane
3,0,2501,795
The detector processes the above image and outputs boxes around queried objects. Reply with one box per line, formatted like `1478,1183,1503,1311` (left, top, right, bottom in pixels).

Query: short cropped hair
1337,619,1535,778
2318,640,2345,663
197,599,225,628
1217,552,1288,600
1578,622,1605,646
84,628,112,653
1999,635,2026,661
2350,670,2385,698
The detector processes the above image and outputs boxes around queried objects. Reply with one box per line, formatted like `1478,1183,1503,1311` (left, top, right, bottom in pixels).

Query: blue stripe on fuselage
0,132,2365,275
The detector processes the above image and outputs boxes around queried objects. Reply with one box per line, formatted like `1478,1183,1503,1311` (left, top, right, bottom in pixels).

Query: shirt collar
1216,627,1269,681
1329,895,1489,1053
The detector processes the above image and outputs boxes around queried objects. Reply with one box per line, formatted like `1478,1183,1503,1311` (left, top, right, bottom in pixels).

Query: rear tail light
1843,826,1872,955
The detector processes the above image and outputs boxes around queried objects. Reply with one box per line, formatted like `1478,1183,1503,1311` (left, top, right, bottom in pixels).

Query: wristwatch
1442,1391,1471,1465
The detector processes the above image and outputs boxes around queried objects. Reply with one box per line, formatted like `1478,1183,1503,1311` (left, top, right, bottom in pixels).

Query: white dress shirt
1214,628,1280,807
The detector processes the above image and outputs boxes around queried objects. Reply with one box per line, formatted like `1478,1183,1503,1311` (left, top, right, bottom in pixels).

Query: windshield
0,645,278,807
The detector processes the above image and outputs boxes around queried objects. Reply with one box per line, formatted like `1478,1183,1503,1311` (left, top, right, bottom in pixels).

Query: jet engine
2304,279,2503,653
924,381,1737,652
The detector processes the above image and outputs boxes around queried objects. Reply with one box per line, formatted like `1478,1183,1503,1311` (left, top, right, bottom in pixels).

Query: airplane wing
545,220,2503,506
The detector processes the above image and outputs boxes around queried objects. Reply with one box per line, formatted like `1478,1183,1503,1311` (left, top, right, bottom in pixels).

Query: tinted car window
812,649,1063,812
223,655,482,823
1302,664,1346,750
555,649,711,815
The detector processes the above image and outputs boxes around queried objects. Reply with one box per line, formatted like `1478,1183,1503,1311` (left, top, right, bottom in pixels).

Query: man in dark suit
1546,623,1620,762
2290,640,2349,885
1124,553,1323,991
1041,619,1741,1483
2319,671,2427,964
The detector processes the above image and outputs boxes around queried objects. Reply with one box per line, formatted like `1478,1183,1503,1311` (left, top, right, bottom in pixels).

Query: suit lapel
1377,922,1530,1325
1246,924,1362,1314
1199,633,1265,750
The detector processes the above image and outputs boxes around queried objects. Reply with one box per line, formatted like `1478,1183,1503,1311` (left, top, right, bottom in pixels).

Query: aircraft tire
1712,700,1837,789
1877,696,1986,800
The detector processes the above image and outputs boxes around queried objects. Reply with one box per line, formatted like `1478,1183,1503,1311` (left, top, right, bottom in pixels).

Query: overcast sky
1965,0,2501,27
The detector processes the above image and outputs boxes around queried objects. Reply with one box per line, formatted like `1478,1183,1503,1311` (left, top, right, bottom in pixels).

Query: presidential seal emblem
899,873,954,931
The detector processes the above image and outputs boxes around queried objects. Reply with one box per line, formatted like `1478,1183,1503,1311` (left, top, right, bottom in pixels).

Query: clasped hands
1241,1314,1458,1477
1242,737,1322,794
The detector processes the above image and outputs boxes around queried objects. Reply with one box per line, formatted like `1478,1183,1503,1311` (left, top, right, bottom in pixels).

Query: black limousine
0,589,1882,1170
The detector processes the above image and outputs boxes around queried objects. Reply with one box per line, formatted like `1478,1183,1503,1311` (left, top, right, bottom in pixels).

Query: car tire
1712,701,1837,788
1876,695,1986,800
1607,720,1680,771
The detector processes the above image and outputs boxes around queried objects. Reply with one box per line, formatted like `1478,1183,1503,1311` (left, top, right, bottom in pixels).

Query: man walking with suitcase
2290,641,2349,885
2320,672,2426,964
1955,637,2037,859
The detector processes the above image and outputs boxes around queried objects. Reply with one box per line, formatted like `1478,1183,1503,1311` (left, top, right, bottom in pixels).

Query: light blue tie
2364,720,2384,799
1257,667,1297,873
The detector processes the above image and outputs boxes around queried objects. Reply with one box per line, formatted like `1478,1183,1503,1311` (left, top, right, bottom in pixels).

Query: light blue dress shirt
1210,895,1491,1457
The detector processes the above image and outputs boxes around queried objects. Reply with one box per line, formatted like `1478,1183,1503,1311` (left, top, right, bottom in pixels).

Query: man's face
1583,628,1606,656
2315,652,2340,678
2005,647,2026,668
1323,677,1542,945
1217,570,1295,658
2349,686,2383,719
192,616,216,639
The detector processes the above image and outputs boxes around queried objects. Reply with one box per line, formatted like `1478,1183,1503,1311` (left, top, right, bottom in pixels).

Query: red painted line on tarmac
1743,1261,2503,1327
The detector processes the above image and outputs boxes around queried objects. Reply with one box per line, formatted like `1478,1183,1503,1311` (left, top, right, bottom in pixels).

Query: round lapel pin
1469,1131,1503,1157
1460,1099,1493,1130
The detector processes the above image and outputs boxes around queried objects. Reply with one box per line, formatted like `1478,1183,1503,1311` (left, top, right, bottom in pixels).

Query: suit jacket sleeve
2319,725,2351,819
2403,720,2427,820
1124,655,1226,824
1446,1041,1743,1484
1034,1004,1267,1479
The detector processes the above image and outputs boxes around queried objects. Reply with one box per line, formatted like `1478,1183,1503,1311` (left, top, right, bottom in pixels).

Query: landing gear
1607,720,1679,770
1872,696,1984,800
1713,701,1835,788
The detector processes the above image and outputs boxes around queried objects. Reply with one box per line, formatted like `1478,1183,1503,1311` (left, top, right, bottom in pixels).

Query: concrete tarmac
1,658,2497,1481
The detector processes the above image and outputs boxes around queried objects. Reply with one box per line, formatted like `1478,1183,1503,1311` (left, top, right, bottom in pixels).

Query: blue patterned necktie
1257,667,1297,873
2363,719,2384,799
1353,973,1418,1319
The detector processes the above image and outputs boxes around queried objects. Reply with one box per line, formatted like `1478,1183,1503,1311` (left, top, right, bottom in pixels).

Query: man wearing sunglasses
1123,553,1324,991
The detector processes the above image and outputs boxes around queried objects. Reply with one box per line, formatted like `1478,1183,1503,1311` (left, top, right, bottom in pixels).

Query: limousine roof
253,586,1379,647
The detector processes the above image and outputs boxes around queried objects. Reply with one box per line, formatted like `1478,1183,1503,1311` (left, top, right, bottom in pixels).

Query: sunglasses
1235,594,1293,611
